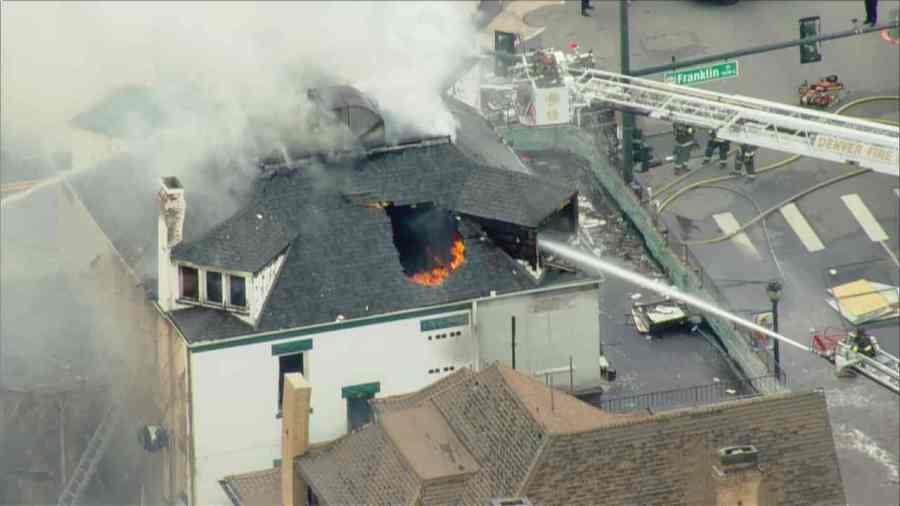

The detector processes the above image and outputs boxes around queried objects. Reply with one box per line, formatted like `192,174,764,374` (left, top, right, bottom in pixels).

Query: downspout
471,301,480,371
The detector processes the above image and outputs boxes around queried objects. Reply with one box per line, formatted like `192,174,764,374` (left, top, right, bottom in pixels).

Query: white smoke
1,1,479,190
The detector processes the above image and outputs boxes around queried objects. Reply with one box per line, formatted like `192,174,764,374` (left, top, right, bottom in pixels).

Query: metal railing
592,374,781,414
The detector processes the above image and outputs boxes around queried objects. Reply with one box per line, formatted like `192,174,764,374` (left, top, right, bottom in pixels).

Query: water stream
538,235,811,352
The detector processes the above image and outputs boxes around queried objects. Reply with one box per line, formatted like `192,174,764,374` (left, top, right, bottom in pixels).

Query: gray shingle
169,140,577,343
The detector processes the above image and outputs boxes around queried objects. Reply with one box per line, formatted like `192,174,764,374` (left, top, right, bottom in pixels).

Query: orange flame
409,236,465,287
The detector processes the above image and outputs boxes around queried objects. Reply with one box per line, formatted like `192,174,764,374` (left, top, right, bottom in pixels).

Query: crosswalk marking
841,194,889,242
780,203,825,252
713,212,759,257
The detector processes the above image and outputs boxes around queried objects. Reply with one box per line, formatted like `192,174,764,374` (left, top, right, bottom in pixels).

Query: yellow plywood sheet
832,279,892,318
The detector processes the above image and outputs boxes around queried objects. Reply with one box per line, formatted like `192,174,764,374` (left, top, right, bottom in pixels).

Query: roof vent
489,498,533,506
309,85,385,149
718,445,759,468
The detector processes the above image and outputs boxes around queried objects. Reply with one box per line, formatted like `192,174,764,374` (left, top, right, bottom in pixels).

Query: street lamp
766,280,783,381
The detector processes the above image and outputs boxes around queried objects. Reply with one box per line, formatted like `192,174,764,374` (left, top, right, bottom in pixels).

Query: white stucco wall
248,253,285,324
190,309,474,506
476,283,601,389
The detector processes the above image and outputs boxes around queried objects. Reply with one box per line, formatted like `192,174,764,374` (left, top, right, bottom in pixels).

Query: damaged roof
168,135,577,343
281,365,845,506
63,86,581,343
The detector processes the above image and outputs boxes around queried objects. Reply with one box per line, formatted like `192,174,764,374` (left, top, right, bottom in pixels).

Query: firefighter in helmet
672,123,696,176
703,128,731,169
734,143,757,179
850,327,877,358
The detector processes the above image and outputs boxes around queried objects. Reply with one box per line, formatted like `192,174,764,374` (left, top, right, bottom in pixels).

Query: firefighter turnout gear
703,129,731,169
734,144,757,178
850,328,878,358
672,123,696,175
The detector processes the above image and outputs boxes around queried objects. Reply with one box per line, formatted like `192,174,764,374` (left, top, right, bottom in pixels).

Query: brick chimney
712,446,765,506
158,177,185,311
282,373,311,506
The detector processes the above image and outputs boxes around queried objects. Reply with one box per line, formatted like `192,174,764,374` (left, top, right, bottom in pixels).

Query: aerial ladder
490,49,900,176
57,404,120,506
812,328,900,394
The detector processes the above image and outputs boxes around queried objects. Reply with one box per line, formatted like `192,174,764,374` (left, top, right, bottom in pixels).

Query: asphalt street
518,149,744,402
522,1,899,504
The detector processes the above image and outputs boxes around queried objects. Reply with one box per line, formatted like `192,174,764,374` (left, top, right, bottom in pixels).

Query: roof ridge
488,364,552,435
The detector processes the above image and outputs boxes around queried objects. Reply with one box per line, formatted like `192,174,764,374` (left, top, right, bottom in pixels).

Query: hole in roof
385,203,465,287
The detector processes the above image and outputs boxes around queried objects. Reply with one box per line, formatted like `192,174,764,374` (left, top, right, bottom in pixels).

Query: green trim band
271,338,313,356
420,313,470,332
190,303,472,353
342,382,381,399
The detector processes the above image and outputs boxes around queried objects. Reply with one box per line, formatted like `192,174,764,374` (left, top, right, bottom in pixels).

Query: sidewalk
477,0,562,51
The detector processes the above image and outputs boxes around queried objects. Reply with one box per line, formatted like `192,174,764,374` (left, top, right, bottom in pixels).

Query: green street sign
664,61,739,86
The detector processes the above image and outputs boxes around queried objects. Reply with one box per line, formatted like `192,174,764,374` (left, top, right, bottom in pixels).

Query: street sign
663,61,739,86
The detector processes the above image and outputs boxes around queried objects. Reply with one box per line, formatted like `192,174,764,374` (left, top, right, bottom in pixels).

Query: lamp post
619,0,634,184
766,280,783,381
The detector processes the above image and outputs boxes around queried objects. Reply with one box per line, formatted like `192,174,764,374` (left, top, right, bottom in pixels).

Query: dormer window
176,264,249,313
180,266,199,300
229,275,247,308
206,271,223,304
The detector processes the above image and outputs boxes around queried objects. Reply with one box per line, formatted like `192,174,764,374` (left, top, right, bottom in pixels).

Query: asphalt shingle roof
285,366,845,506
169,139,578,343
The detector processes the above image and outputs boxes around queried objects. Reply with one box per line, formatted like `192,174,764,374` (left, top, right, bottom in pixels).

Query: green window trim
420,313,470,332
341,382,381,399
271,338,313,356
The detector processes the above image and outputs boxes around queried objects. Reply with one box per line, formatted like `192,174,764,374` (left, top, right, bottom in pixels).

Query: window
347,398,372,431
278,353,303,408
206,271,223,304
179,266,198,300
229,275,247,307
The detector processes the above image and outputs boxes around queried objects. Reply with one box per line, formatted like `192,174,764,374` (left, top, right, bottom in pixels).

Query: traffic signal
494,31,518,77
799,17,822,64
631,129,655,172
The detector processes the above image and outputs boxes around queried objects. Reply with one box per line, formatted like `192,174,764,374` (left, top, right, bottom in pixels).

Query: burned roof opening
385,203,465,287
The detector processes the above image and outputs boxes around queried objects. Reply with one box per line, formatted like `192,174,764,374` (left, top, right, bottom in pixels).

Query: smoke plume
1,3,478,503
1,1,479,194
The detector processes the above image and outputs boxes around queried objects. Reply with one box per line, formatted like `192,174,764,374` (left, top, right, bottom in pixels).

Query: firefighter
672,123,696,175
703,129,731,169
733,143,757,179
850,328,877,358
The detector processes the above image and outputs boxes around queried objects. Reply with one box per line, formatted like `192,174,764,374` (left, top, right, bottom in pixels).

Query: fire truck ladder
832,341,900,394
57,405,120,506
563,66,900,176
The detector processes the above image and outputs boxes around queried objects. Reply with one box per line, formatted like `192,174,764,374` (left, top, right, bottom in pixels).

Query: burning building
56,81,601,505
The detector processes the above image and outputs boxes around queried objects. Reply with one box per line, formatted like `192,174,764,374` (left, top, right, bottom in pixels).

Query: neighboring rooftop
222,364,846,506
219,467,280,506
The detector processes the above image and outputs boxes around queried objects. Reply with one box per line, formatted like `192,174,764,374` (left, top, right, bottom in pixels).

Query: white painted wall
476,284,601,389
190,309,474,506
248,253,285,325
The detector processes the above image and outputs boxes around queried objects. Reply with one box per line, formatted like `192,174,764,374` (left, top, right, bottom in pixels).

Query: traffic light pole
631,20,897,77
615,13,895,184
620,0,635,184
